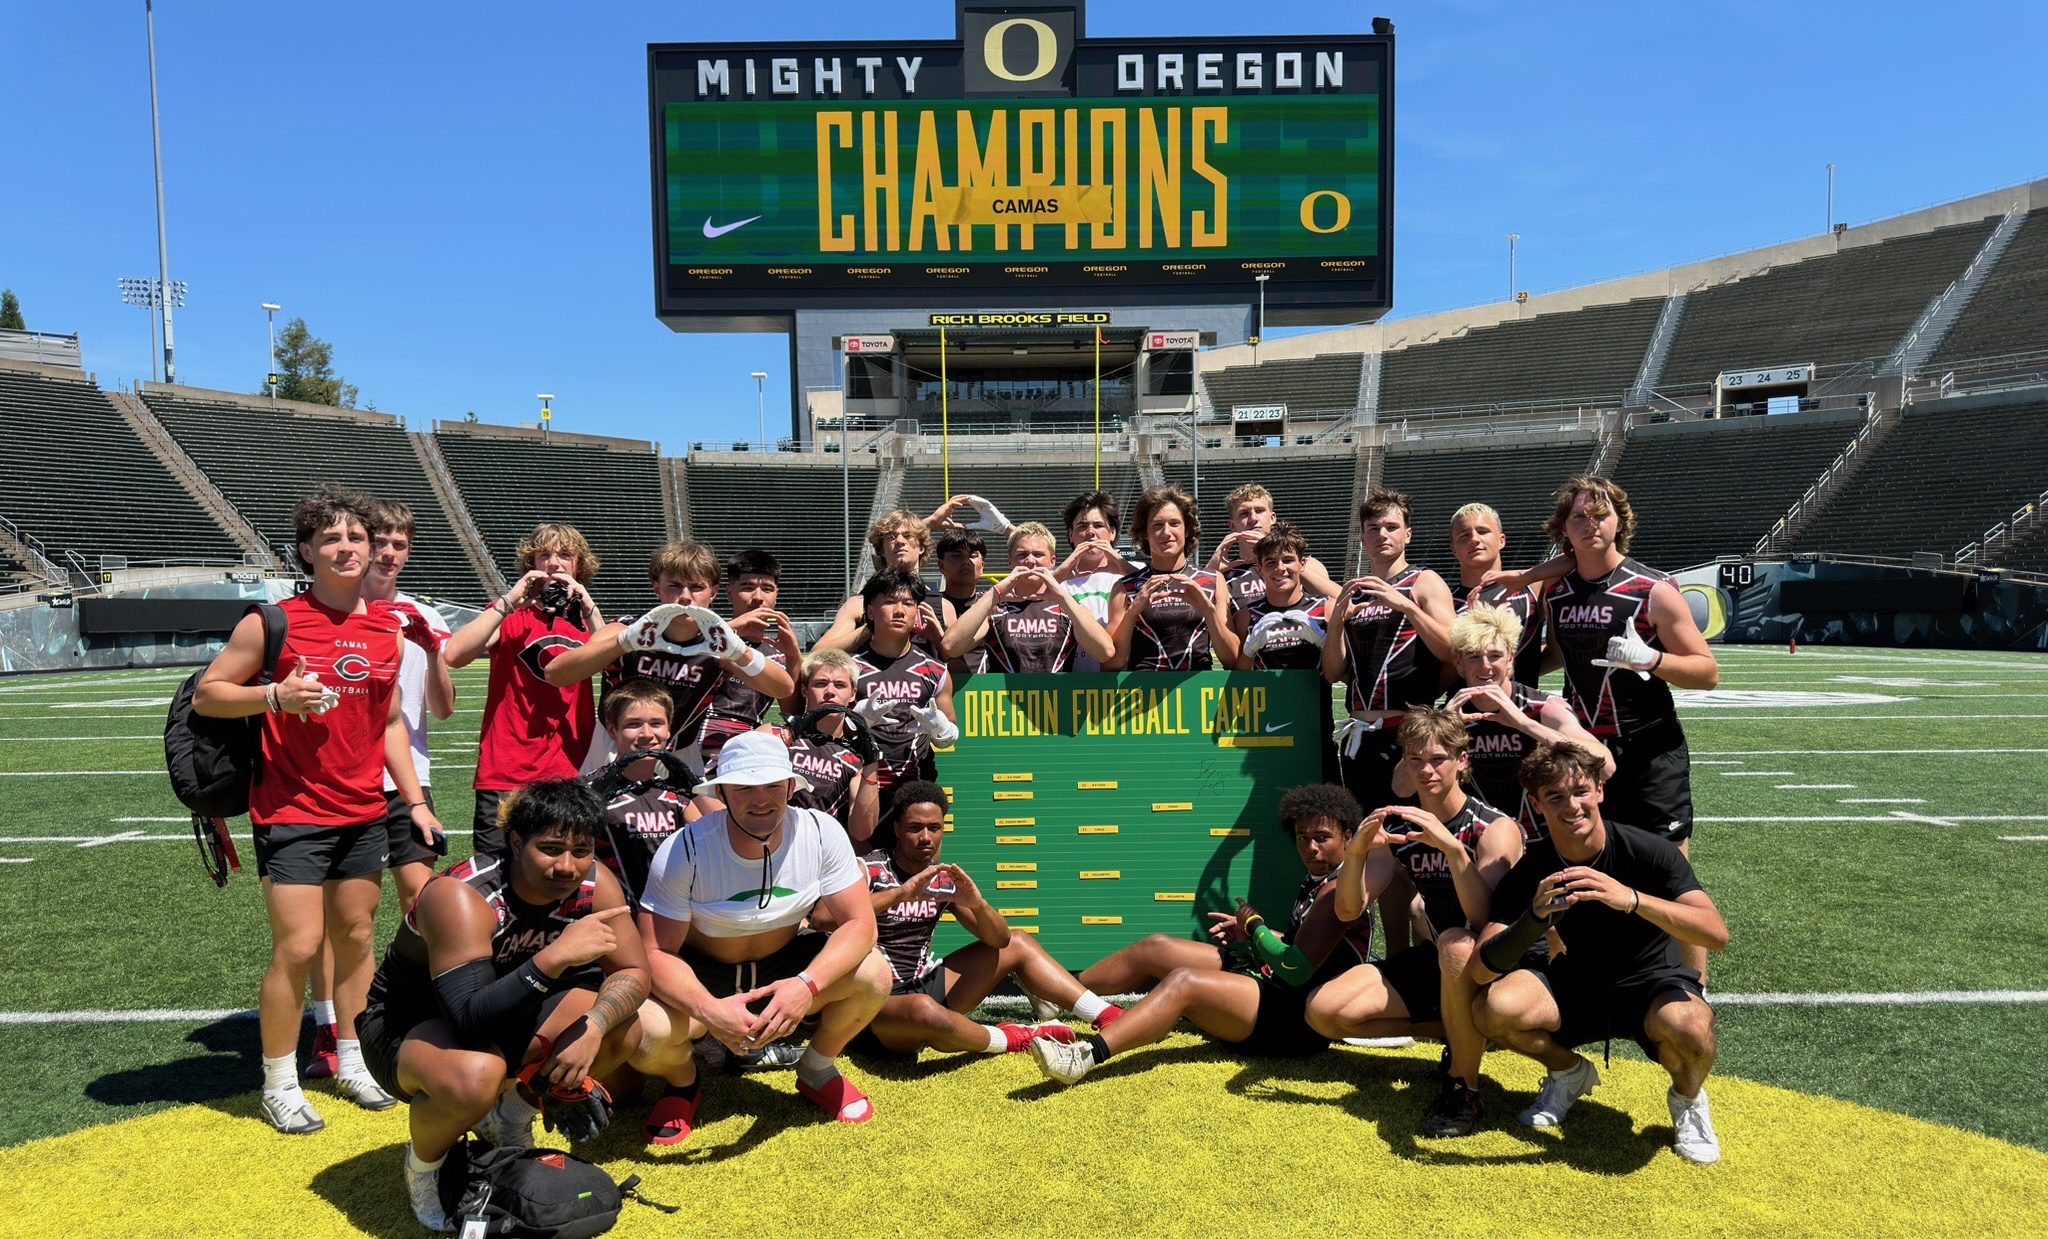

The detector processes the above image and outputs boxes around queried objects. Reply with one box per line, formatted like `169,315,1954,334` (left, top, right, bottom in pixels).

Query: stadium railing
1956,486,2048,567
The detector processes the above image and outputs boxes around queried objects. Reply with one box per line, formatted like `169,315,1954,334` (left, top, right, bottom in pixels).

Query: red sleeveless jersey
252,594,403,827
475,606,596,790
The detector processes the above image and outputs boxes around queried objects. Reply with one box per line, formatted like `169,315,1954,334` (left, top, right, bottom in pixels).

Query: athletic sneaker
260,1088,325,1135
404,1155,452,1232
336,1073,398,1112
305,1023,339,1080
1668,1087,1722,1165
1028,1035,1097,1085
474,1090,536,1149
1026,992,1060,1022
1420,1079,1484,1137
1518,1055,1599,1129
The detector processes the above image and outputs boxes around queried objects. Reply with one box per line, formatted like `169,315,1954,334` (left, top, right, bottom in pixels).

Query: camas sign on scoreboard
648,3,1393,329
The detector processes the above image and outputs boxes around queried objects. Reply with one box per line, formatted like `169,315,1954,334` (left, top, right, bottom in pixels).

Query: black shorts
1338,726,1407,813
891,966,947,1001
471,788,510,860
1374,944,1443,1022
1604,724,1695,843
359,984,590,1104
1537,965,1706,1061
252,822,387,885
384,788,439,869
682,932,827,1001
1238,976,1330,1058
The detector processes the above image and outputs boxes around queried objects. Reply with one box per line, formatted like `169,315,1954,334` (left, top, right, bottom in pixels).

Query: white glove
618,604,691,653
1332,714,1380,758
677,606,750,663
851,697,898,728
957,494,1012,534
303,671,340,717
1590,633,1659,678
916,704,959,747
1244,609,1327,658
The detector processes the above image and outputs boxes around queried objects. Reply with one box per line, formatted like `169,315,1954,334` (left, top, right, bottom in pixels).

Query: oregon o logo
1678,583,1731,641
982,18,1058,82
332,654,372,682
1299,190,1352,235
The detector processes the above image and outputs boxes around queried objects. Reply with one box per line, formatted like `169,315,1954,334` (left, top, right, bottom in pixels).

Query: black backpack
438,1140,638,1239
164,603,288,818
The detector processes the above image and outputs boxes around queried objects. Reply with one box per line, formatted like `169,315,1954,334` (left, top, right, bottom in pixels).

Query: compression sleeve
1249,923,1316,986
433,958,552,1041
1479,907,1552,976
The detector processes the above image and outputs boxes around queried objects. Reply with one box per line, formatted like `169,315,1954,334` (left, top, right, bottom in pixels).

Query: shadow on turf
83,1015,258,1111
312,1143,435,1239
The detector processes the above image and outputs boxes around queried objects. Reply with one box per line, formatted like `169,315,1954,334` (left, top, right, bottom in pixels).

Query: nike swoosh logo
1264,721,1292,733
702,214,762,238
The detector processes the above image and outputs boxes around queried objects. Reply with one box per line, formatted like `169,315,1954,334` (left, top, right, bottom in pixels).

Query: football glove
1590,633,1660,677
850,697,898,728
788,706,880,765
915,704,959,746
956,494,1013,533
1244,608,1327,657
390,601,447,653
677,606,749,664
618,604,691,654
538,1079,614,1145
303,671,340,716
1332,714,1381,758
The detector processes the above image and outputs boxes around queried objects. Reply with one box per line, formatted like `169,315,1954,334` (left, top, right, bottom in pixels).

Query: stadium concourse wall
0,574,285,674
1672,558,2048,651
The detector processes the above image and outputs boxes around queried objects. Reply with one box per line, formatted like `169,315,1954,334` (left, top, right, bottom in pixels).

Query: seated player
848,569,959,799
1392,604,1612,841
637,732,893,1132
586,680,701,910
1469,740,1728,1164
1308,709,1523,1137
1205,483,1340,615
1105,485,1228,671
941,522,1116,673
783,649,883,844
853,783,1101,1056
546,541,793,778
357,781,652,1232
699,549,800,773
1448,502,1547,688
1028,785,1374,1085
817,511,945,653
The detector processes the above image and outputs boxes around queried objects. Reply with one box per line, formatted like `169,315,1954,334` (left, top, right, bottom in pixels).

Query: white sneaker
336,1073,398,1112
260,1088,325,1135
1518,1056,1599,1128
1668,1087,1722,1164
404,1153,452,1232
473,1090,536,1149
1028,1035,1097,1085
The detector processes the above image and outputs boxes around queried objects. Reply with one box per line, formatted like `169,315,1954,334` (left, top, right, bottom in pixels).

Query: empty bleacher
1614,410,1864,568
433,427,667,620
1933,209,2048,366
1198,353,1363,419
1791,395,2048,561
900,457,1147,557
0,363,241,567
1155,449,1360,575
1660,219,1998,386
1378,435,1600,578
683,456,881,622
1378,298,1665,414
144,388,478,601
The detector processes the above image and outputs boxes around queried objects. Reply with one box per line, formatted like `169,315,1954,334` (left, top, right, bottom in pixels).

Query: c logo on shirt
332,654,372,682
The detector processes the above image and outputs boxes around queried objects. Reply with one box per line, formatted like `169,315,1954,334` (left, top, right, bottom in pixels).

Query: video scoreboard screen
649,4,1392,330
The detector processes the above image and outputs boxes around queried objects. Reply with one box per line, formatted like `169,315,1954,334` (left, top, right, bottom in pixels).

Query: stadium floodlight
751,370,769,446
261,303,282,398
1507,234,1520,303
119,277,186,382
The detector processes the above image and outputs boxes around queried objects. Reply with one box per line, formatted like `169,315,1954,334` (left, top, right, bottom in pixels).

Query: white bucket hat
695,730,814,795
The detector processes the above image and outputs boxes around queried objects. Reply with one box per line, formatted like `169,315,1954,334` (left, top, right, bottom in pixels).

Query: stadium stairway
682,454,881,622
1930,207,2048,369
408,431,505,597
104,390,269,562
1750,407,1902,556
1889,206,2028,375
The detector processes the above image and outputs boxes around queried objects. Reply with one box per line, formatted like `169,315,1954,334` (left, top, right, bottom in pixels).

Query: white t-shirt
382,592,451,791
1065,569,1125,674
639,807,862,938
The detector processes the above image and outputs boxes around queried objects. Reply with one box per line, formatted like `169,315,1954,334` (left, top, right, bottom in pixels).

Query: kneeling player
1469,741,1728,1164
586,680,700,909
358,781,652,1232
1029,785,1372,1085
1310,709,1522,1136
854,783,1100,1056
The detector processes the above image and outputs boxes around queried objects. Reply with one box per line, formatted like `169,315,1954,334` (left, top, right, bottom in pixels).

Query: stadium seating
900,458,1147,556
1932,209,2048,366
1378,436,1601,579
143,389,479,601
1790,395,2048,560
1378,298,1665,413
0,365,242,567
1614,411,1865,569
682,456,881,622
433,427,667,621
1198,353,1363,418
1155,450,1361,576
1660,219,1998,386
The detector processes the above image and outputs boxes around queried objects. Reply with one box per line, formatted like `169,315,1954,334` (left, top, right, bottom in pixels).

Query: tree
267,317,359,407
0,290,23,331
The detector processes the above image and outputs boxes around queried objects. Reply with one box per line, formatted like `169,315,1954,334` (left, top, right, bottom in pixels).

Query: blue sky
2,2,2041,450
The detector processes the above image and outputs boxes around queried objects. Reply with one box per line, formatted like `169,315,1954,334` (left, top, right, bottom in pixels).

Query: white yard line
1698,749,2048,756
1840,798,1926,804
1722,771,1796,777
1998,836,2048,842
0,770,163,777
1698,814,2048,824
1777,784,1856,790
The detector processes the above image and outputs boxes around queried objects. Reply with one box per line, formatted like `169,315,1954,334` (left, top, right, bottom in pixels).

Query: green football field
0,642,2043,1176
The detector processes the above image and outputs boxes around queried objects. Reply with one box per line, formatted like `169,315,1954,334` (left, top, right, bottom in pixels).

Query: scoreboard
649,4,1393,330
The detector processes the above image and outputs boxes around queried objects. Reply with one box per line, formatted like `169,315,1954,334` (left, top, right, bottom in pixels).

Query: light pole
1507,233,1520,302
118,277,185,383
144,0,178,383
751,370,769,447
261,303,281,398
1826,163,1835,232
1253,274,1269,364
536,393,555,444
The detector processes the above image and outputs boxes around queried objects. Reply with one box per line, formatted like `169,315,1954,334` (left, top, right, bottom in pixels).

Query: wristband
264,683,280,714
797,970,820,997
406,800,427,810
1241,913,1265,931
1628,889,1641,916
734,647,768,676
1654,651,1664,672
